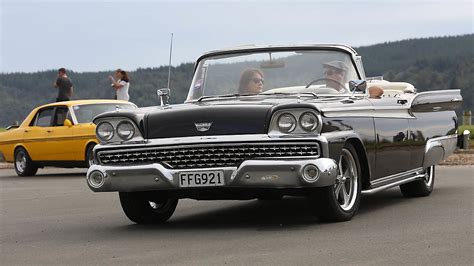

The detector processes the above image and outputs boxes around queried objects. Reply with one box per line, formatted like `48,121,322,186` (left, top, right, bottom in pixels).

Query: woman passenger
238,69,264,94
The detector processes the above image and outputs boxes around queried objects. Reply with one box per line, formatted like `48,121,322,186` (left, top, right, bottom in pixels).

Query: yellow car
0,100,137,176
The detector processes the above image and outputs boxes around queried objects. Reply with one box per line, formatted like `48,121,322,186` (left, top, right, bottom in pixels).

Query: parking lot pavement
0,166,472,265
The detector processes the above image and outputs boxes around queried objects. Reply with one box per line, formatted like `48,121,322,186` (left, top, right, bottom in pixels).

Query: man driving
323,61,348,93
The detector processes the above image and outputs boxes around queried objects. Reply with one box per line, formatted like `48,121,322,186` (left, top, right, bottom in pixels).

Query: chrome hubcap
334,149,358,211
15,152,27,173
149,201,165,210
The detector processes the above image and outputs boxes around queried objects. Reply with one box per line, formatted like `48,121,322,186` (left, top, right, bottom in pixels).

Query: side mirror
349,80,367,93
64,119,73,127
157,88,171,107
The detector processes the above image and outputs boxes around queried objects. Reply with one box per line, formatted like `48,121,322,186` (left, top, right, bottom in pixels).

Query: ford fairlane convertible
0,100,137,176
87,44,462,223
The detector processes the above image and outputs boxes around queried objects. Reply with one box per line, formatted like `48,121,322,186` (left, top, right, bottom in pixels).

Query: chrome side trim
371,167,423,187
362,173,425,195
322,106,413,119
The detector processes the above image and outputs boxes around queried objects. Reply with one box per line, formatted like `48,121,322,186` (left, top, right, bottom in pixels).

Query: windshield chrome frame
187,45,365,103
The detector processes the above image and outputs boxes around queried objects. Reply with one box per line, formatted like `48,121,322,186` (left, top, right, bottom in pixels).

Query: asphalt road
0,166,472,265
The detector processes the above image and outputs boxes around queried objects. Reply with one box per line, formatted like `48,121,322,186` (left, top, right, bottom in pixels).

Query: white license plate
178,170,225,187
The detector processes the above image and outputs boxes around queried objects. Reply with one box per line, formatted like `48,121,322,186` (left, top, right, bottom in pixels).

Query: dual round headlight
277,112,319,133
96,122,114,141
277,114,297,133
96,121,135,142
117,121,135,140
299,112,318,131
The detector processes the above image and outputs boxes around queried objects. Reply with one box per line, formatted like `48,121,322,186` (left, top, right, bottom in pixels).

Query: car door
23,107,53,160
43,106,75,161
369,97,412,179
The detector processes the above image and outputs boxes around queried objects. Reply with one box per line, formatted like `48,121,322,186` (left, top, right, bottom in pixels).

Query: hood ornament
195,122,213,132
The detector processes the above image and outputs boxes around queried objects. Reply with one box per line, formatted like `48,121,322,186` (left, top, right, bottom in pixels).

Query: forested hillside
0,34,472,127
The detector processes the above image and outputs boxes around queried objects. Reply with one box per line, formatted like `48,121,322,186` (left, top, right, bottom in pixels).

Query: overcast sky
1,0,472,73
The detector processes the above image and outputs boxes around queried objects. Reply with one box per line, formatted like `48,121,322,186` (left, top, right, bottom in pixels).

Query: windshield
73,103,136,123
187,49,359,101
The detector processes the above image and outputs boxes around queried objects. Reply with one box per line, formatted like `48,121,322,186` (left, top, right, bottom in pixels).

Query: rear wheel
400,166,435,197
119,192,178,224
14,147,38,176
309,143,362,222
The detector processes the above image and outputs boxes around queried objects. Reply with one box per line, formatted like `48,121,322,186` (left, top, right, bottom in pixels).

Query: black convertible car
87,44,462,224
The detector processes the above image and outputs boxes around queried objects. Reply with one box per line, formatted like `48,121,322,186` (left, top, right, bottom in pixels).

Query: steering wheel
305,77,347,91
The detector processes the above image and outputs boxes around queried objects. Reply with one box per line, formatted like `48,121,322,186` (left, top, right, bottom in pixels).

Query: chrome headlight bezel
116,121,135,140
94,118,143,144
269,108,322,136
96,121,114,142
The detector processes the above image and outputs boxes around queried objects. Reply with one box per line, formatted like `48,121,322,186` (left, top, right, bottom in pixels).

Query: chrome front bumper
86,158,338,192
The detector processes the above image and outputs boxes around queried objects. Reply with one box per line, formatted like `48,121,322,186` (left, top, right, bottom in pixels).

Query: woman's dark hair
238,69,263,94
120,70,129,82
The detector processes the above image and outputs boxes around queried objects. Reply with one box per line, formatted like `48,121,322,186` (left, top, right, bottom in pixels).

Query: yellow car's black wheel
14,147,38,177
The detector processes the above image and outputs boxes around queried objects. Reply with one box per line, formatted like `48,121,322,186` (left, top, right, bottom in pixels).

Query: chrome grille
97,142,320,169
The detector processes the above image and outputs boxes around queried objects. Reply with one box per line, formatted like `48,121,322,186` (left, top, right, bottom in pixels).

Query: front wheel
309,143,362,222
14,147,38,176
399,166,435,197
85,144,96,168
119,192,178,224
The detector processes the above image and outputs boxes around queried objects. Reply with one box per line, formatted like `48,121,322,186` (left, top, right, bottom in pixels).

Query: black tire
309,143,362,222
400,166,435,197
119,192,178,224
85,143,96,168
14,147,38,176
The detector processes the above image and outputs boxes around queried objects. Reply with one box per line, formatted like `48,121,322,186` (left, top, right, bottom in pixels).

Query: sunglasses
251,78,264,84
325,69,344,76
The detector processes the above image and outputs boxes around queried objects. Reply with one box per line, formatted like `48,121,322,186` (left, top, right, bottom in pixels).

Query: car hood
144,95,344,139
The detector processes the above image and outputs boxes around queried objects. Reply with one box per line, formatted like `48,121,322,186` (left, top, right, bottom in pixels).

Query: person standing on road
53,68,73,102
108,69,130,101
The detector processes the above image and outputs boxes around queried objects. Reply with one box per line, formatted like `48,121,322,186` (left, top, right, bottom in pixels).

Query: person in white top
108,69,130,101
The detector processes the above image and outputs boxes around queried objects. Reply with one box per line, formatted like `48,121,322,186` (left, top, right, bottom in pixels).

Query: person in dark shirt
53,68,73,102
